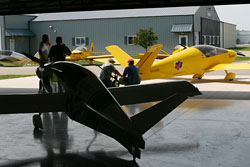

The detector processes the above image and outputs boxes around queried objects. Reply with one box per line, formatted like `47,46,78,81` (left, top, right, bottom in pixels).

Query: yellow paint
65,42,112,62
106,44,250,81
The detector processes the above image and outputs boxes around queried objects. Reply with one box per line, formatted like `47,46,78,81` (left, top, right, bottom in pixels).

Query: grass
0,74,35,80
0,60,38,67
228,47,250,51
234,57,250,62
77,60,104,66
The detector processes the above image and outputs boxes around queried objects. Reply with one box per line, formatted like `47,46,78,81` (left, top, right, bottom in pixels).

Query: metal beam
0,0,249,15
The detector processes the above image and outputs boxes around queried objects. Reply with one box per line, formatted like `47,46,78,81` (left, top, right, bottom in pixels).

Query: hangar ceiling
0,0,250,15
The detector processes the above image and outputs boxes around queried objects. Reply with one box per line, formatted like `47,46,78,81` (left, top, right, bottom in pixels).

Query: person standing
123,59,141,85
48,36,71,62
48,37,71,93
100,58,122,87
38,34,51,93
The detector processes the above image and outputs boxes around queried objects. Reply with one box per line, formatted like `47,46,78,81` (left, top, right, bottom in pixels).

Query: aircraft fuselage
141,46,237,80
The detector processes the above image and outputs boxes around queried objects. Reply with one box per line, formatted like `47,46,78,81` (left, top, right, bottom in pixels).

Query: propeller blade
236,50,246,56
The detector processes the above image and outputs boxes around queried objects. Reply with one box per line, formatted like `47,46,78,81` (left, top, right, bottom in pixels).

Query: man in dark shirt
123,59,141,85
48,36,71,62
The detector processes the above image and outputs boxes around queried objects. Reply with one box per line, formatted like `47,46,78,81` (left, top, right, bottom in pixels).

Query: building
0,15,36,53
237,30,250,44
0,6,236,55
220,22,237,48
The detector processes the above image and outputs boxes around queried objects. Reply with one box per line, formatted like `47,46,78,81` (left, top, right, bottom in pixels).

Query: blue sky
215,4,250,30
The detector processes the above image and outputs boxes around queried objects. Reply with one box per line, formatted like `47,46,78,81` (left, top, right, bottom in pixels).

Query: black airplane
0,55,201,160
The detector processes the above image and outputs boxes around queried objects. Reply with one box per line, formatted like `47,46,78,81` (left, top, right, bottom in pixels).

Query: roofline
32,14,195,23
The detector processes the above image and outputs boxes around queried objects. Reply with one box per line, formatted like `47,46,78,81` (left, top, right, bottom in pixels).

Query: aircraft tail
90,42,94,56
131,93,187,135
160,49,171,56
106,45,136,68
136,44,162,73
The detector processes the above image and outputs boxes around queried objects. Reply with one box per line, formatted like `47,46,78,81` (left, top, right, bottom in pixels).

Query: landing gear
224,70,235,81
192,73,204,79
32,113,43,130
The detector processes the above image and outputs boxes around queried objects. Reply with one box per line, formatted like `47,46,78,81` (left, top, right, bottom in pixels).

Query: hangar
0,5,236,55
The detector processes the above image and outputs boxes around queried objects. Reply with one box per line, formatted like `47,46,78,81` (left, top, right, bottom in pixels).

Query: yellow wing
208,62,250,71
87,55,113,60
137,53,169,59
93,58,120,64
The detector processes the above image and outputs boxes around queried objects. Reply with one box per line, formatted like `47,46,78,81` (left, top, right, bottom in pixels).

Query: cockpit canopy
74,45,88,52
193,45,228,57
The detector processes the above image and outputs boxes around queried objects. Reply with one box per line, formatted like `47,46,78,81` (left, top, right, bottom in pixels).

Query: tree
134,27,158,51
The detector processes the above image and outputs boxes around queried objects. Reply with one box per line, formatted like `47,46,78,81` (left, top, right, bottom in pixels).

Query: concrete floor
1,66,250,167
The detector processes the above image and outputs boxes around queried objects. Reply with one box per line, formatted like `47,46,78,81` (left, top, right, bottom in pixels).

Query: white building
237,30,250,44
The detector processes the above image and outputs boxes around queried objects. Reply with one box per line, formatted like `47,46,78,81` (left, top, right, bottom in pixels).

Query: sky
215,4,250,30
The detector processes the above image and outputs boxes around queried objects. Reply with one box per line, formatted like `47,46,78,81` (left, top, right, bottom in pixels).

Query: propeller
236,50,246,56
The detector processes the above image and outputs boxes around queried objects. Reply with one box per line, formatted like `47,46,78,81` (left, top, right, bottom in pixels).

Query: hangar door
201,18,220,47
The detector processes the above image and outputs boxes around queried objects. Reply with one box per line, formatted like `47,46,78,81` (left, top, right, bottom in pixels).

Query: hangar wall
237,30,250,44
220,22,236,48
30,15,194,55
0,6,235,55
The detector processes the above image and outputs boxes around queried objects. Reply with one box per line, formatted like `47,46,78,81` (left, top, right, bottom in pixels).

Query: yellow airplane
65,43,113,64
137,49,171,59
137,44,189,59
106,44,248,81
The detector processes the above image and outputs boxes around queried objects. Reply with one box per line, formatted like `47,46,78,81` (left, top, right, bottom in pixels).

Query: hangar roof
33,6,200,22
0,0,249,15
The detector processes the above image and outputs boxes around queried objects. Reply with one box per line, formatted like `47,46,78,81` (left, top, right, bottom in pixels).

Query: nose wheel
192,73,204,79
224,70,235,81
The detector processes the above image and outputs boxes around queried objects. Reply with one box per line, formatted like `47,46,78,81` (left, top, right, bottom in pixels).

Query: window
179,35,188,46
213,36,216,45
75,37,86,46
217,36,220,45
209,36,212,44
203,35,207,44
127,35,136,45
193,45,228,57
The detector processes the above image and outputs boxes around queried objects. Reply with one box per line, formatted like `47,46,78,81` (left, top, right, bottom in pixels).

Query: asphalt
1,66,250,167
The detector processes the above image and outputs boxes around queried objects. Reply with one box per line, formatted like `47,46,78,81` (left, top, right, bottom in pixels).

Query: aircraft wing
137,53,169,59
108,81,201,105
87,55,113,60
0,81,200,114
208,62,250,71
0,93,67,114
0,55,20,61
93,58,120,64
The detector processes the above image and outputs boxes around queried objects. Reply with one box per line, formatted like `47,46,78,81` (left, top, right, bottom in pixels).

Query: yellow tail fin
106,45,137,68
136,44,162,73
90,42,94,56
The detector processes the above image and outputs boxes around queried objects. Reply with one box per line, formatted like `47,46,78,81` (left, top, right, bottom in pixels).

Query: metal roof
0,0,249,15
33,6,200,22
171,24,193,32
5,29,35,37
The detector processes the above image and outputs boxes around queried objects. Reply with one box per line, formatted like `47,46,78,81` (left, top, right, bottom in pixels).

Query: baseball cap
128,58,134,63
